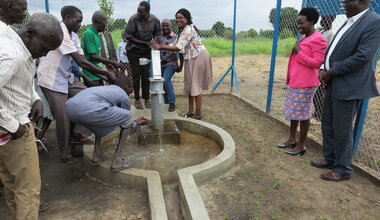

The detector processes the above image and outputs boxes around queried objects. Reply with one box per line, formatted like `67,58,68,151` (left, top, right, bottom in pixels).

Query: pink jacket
286,31,327,88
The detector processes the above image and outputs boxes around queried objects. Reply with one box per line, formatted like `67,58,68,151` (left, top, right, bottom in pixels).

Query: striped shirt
37,22,83,94
0,25,40,133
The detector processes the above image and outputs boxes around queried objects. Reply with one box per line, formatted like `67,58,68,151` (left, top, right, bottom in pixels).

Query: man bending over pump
65,74,149,172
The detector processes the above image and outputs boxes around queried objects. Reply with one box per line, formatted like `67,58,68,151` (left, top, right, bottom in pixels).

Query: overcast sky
28,0,306,31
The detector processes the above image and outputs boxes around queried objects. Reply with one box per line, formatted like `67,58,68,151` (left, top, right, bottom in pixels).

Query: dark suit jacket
100,31,117,61
326,10,380,100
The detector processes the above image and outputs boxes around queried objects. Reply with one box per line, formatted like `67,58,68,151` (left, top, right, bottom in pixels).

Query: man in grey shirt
125,1,161,109
66,74,149,172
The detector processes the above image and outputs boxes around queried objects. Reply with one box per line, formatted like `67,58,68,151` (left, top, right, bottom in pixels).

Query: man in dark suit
311,0,380,181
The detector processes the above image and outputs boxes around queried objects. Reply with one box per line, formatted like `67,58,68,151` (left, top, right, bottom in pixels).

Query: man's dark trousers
322,86,362,175
127,47,151,101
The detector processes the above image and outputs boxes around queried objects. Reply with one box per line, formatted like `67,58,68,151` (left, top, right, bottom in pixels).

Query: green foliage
202,37,295,57
212,21,227,37
108,18,126,31
279,28,293,39
110,29,124,49
98,0,114,20
236,29,258,40
248,29,258,38
199,29,216,38
269,7,298,36
98,0,115,31
223,28,233,40
13,10,30,29
169,19,179,35
259,30,274,38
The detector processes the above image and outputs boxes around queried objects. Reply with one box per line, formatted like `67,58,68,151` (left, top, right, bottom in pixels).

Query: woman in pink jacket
277,7,327,155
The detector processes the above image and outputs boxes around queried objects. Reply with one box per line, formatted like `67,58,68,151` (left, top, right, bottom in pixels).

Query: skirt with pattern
283,87,317,121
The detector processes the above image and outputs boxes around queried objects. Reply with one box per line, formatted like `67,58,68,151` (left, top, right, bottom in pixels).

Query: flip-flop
110,159,131,173
36,139,48,153
39,202,49,213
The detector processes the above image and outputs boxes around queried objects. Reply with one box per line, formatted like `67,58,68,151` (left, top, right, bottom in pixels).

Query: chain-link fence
257,0,380,177
26,0,380,177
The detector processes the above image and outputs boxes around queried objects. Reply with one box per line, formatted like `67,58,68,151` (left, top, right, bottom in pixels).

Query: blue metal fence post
265,0,282,113
45,0,50,13
352,1,380,153
211,0,240,95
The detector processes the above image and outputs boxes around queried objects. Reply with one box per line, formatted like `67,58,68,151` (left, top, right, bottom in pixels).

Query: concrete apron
83,104,236,220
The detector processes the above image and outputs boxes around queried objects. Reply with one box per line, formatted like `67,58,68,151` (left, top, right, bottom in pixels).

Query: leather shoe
310,160,334,169
320,171,350,182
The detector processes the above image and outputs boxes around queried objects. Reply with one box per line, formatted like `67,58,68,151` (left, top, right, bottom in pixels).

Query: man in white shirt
311,0,380,182
0,12,63,220
38,6,116,164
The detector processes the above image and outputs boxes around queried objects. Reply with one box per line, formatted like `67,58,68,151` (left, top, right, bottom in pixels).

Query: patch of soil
175,94,380,220
0,123,149,220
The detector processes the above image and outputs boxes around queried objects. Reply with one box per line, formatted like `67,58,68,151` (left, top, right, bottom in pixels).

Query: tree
269,7,298,36
170,19,179,34
108,18,126,31
98,0,115,31
199,29,216,38
247,28,258,38
98,0,114,20
212,21,226,37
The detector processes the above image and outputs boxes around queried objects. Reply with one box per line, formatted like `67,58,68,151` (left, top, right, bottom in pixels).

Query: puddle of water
102,130,222,184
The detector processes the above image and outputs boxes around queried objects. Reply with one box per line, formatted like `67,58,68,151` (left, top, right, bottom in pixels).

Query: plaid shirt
154,32,178,66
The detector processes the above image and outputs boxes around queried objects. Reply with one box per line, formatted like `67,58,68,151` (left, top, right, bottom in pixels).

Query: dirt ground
173,54,380,175
0,123,149,220
174,94,380,220
0,94,379,220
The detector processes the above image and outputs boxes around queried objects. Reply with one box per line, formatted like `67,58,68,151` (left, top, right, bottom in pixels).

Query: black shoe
168,103,176,112
277,142,297,148
285,148,306,156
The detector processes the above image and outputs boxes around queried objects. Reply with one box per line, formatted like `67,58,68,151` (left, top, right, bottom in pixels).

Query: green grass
203,37,296,57
109,29,296,58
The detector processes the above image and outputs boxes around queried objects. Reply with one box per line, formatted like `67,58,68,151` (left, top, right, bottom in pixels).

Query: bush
279,28,294,39
199,29,216,38
260,30,274,38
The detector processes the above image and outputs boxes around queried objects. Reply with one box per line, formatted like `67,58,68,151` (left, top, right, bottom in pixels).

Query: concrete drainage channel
83,116,235,220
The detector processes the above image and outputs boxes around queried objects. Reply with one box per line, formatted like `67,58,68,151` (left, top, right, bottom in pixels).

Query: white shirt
324,9,369,70
117,41,129,63
0,20,7,33
37,22,83,94
0,25,40,133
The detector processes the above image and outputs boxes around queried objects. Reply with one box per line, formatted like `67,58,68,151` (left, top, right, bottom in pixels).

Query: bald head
92,11,107,32
18,13,63,59
0,0,27,25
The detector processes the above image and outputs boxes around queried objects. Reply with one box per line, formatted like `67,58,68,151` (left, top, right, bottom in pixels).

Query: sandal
191,114,203,120
110,159,131,172
39,202,49,213
145,100,151,108
183,113,194,118
36,139,48,153
134,100,143,109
